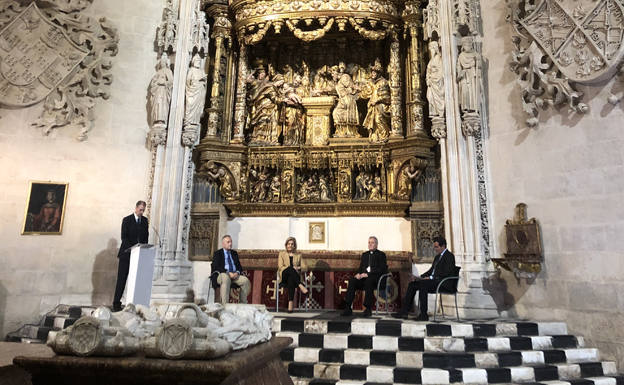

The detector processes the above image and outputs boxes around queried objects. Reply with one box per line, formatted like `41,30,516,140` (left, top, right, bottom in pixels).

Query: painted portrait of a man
22,182,68,235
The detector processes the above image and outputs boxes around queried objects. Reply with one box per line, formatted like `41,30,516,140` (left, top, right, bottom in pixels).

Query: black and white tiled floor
272,313,624,385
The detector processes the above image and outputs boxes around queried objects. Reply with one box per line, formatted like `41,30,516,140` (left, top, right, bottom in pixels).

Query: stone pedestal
302,96,334,146
14,337,293,385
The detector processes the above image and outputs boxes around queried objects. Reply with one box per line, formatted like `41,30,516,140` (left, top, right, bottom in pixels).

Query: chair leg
433,292,438,321
275,281,279,313
454,293,459,321
440,294,445,318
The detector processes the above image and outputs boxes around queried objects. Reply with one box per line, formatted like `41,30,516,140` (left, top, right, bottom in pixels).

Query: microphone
151,225,163,248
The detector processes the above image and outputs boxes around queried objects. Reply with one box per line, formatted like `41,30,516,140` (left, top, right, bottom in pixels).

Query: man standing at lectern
341,236,387,317
113,200,149,312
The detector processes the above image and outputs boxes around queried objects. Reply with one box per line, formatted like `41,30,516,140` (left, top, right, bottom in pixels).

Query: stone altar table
13,337,293,385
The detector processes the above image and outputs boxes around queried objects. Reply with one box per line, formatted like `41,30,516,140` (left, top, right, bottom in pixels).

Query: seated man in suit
211,235,251,304
393,236,456,321
341,236,388,317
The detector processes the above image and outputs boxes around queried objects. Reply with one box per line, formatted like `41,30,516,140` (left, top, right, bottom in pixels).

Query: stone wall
483,2,624,367
0,0,162,337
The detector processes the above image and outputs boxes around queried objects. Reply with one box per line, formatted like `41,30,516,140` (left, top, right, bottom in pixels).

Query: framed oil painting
308,222,325,243
22,181,68,235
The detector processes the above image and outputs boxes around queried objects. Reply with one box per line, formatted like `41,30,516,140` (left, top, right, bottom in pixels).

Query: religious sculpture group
189,0,443,218
243,58,393,147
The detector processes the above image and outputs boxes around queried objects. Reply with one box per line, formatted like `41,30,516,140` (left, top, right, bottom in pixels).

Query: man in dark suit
211,235,251,304
113,200,149,312
341,236,388,317
393,236,456,321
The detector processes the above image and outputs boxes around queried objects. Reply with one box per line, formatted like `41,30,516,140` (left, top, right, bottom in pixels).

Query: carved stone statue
396,159,426,200
184,54,207,128
331,63,360,138
426,41,445,118
182,54,207,147
279,74,306,146
250,168,271,202
457,37,480,114
269,175,281,202
204,162,236,200
362,60,391,142
368,176,383,201
246,62,280,145
319,175,332,202
148,54,173,130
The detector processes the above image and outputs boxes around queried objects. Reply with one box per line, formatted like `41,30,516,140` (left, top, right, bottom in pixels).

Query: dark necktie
226,250,235,272
136,217,140,224
431,254,442,276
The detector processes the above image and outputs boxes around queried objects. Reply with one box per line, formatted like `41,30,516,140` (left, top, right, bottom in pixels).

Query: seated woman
278,237,309,313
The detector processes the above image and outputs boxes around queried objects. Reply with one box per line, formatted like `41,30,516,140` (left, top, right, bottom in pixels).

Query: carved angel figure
148,54,173,128
457,37,480,113
362,60,391,142
426,41,445,118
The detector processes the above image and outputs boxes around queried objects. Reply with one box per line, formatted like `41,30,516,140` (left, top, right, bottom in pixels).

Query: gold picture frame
22,181,69,235
308,222,325,243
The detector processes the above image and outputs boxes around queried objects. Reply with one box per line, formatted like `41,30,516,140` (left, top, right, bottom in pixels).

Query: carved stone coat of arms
0,3,88,107
518,0,624,83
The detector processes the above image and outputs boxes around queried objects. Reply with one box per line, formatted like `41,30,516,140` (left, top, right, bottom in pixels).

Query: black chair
275,270,310,313
375,272,393,315
433,266,461,321
209,271,242,304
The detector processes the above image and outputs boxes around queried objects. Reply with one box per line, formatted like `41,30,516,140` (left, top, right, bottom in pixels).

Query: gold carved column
205,4,231,139
231,40,247,143
389,29,403,139
403,0,426,137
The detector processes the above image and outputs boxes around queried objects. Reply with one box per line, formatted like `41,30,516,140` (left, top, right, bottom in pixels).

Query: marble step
287,361,620,384
289,378,624,385
276,332,585,353
272,318,568,338
282,347,604,368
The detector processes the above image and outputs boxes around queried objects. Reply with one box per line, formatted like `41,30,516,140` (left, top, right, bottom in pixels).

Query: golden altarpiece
189,0,444,308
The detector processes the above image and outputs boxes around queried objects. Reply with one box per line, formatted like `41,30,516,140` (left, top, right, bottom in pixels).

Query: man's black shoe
362,308,372,317
392,312,408,319
415,313,429,321
112,305,122,312
341,308,353,317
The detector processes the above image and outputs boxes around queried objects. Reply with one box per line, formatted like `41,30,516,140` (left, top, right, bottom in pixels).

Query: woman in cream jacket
278,237,309,312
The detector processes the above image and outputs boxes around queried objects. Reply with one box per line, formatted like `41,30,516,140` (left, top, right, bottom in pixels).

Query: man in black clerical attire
113,200,149,312
341,236,388,317
393,236,455,321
